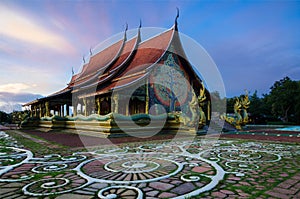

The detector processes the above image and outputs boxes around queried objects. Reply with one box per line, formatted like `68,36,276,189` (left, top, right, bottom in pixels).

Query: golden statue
181,82,207,128
185,90,199,127
221,90,250,130
241,90,250,123
198,82,207,125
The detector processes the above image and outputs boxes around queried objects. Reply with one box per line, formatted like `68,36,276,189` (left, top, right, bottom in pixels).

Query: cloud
0,91,43,104
0,83,34,93
0,92,43,113
0,102,22,113
0,4,75,54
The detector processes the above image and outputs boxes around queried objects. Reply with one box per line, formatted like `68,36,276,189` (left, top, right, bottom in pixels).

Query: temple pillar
40,104,43,118
86,99,89,115
112,94,119,113
111,98,114,113
83,98,87,116
74,101,78,116
66,104,69,116
80,103,83,115
145,80,149,114
97,98,101,115
45,102,50,117
62,105,65,117
58,106,61,117
86,99,91,115
30,106,33,117
34,105,37,117
125,99,129,115
38,104,40,118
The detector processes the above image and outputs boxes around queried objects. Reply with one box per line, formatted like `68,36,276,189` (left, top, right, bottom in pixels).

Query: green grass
3,130,71,156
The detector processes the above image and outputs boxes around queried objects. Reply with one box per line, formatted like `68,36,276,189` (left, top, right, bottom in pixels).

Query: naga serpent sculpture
221,90,250,130
198,82,207,125
182,82,207,128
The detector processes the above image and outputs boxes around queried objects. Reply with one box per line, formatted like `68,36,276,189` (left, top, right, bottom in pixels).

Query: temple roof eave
76,71,149,99
76,33,141,92
71,27,130,87
72,39,126,87
22,88,72,107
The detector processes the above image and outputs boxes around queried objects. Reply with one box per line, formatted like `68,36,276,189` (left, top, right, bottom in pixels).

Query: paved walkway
266,173,300,199
8,129,61,149
0,125,10,130
19,128,189,148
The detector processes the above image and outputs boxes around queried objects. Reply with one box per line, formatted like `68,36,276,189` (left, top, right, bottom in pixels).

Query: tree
226,97,236,113
0,111,10,124
266,77,299,123
294,81,300,124
224,77,300,125
248,90,262,123
249,91,260,115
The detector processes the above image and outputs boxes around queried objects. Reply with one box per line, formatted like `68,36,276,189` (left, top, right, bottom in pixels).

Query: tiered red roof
24,24,181,105
76,39,125,81
118,29,173,76
72,26,176,98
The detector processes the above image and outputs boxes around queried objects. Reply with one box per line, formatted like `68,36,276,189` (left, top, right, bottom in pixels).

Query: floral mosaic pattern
0,131,299,198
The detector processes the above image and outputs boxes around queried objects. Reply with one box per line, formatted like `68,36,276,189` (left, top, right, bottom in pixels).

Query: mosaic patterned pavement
0,131,299,198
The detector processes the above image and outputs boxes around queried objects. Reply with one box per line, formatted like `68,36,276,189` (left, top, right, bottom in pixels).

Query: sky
0,0,299,112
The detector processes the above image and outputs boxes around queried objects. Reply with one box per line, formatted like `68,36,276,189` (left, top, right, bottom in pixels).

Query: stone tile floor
0,130,299,198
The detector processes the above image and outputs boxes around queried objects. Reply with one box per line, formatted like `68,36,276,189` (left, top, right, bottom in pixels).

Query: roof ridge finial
124,22,128,41
83,56,85,64
137,19,142,44
89,47,93,56
175,7,179,30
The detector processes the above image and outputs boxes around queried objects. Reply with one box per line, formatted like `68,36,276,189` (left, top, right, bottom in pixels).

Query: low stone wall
21,113,191,137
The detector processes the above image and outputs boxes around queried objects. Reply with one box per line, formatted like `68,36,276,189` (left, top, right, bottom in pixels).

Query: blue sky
0,0,299,108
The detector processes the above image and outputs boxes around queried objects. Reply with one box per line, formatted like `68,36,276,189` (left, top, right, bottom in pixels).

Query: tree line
227,77,300,124
0,110,29,125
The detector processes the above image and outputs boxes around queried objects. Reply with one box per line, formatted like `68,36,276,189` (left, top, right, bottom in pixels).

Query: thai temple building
23,14,211,135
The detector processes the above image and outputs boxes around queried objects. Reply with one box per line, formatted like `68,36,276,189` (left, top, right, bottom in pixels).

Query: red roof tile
118,29,173,76
76,38,125,81
47,87,71,97
74,36,139,90
107,36,138,72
